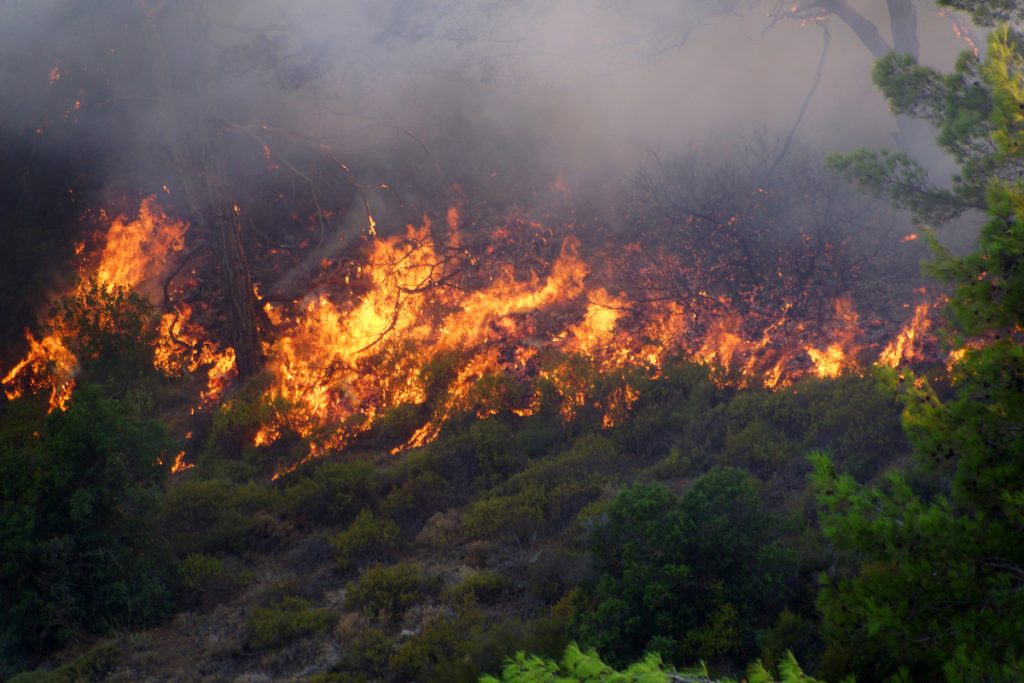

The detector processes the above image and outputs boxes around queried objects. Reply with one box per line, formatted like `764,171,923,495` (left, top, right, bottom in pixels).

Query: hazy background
0,0,977,186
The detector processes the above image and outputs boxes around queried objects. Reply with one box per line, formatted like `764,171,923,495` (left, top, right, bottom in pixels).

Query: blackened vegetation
611,142,930,364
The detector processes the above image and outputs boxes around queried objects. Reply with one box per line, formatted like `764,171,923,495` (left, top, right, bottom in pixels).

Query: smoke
0,1,973,183
0,0,979,352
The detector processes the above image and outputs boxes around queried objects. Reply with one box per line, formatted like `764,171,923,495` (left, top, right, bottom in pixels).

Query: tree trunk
142,4,263,380
887,0,924,150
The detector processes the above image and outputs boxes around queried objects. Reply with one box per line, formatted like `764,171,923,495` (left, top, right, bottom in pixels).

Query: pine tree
813,22,1024,682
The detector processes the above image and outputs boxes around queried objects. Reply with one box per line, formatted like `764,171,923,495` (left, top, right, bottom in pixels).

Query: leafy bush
390,615,467,682
161,478,265,555
330,509,400,570
8,644,118,683
0,387,171,669
246,596,335,650
280,459,379,525
338,618,393,680
177,552,248,610
178,553,223,592
574,469,800,668
344,562,439,625
479,642,676,683
446,570,514,606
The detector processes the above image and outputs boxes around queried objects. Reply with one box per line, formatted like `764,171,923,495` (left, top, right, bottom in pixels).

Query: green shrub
177,553,247,610
575,469,800,668
8,644,118,683
463,474,606,544
463,485,546,542
162,478,262,555
330,509,400,570
178,553,223,592
390,615,465,682
1,387,171,667
527,548,585,605
246,596,335,650
379,468,453,523
339,624,393,679
445,570,514,606
280,459,379,525
345,563,439,624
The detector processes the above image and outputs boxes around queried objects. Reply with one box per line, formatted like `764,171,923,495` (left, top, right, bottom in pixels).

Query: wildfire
254,208,946,465
2,331,76,410
6,193,950,475
879,302,933,368
95,196,188,291
2,196,234,416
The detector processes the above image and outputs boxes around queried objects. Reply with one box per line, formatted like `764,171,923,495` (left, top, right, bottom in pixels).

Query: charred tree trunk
818,0,890,59
142,3,264,380
887,0,919,58
206,185,263,380
817,0,921,150
886,0,924,150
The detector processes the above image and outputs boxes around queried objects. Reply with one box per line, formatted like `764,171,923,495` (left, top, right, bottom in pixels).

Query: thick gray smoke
0,1,974,187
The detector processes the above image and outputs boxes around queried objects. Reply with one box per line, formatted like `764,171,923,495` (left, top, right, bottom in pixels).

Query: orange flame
2,197,236,412
878,302,932,368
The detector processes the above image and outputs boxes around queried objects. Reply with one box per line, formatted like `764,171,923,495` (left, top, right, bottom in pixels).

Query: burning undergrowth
2,148,948,475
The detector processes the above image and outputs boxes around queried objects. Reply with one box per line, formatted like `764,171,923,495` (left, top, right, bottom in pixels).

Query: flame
2,196,235,412
7,190,951,476
171,450,194,474
256,206,942,466
878,302,932,367
95,196,188,292
805,296,861,378
2,331,77,411
154,304,237,405
938,8,980,58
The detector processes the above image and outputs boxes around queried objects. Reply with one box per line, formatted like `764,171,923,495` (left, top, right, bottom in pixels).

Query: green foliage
935,0,1024,26
477,644,843,683
161,478,272,555
176,552,247,609
463,434,621,545
746,650,847,683
178,552,224,591
391,614,470,682
246,595,335,650
330,509,400,570
280,458,379,525
339,624,393,679
653,375,907,483
574,469,799,668
816,24,1024,682
8,644,119,683
828,48,1000,223
344,562,440,624
52,278,161,391
0,386,171,670
479,642,677,683
447,570,515,607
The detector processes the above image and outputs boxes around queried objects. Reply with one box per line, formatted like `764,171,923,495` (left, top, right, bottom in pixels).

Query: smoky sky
0,1,979,209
